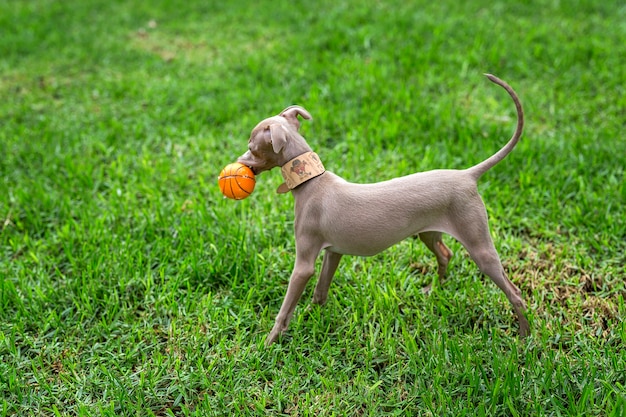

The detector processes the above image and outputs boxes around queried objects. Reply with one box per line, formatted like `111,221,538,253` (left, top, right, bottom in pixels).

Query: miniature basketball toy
218,162,256,200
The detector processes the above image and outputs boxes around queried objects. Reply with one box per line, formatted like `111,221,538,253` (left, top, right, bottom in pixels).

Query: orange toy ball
218,163,256,200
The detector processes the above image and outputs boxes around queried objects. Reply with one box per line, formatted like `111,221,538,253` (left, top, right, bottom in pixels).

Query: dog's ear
279,105,312,131
268,123,289,153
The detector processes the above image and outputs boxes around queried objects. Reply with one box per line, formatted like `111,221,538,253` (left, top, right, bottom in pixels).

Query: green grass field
1,0,625,415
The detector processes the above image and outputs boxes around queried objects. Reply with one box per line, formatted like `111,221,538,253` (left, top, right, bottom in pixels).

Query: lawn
1,0,625,415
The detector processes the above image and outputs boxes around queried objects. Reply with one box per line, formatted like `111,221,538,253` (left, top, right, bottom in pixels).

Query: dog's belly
322,215,450,257
325,237,406,257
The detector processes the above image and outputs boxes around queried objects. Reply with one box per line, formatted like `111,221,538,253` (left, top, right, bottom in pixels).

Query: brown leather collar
276,151,325,194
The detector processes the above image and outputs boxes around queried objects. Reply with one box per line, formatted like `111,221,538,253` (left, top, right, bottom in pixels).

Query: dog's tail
467,74,524,180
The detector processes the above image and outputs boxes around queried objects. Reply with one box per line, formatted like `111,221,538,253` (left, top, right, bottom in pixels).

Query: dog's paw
265,328,282,346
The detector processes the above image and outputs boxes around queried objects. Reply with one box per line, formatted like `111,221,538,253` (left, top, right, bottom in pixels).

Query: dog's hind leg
467,241,529,337
451,210,529,337
418,231,454,294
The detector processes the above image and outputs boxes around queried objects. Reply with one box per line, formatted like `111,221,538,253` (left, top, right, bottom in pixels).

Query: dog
237,74,528,345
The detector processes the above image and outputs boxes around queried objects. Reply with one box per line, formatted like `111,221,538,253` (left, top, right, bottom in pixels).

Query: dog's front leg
312,250,342,305
266,247,319,346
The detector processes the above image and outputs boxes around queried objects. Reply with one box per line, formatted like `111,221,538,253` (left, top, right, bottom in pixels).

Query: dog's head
237,106,312,174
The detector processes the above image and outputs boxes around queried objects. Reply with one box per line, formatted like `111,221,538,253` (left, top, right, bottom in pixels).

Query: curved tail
467,74,524,180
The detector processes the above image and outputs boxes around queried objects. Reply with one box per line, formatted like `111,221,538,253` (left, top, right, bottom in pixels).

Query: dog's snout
238,149,251,161
236,151,258,174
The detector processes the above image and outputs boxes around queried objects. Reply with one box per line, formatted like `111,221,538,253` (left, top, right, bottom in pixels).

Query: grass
1,0,625,415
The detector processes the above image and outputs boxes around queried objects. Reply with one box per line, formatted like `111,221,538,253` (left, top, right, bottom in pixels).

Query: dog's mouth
239,162,259,175
236,154,273,176
235,157,258,175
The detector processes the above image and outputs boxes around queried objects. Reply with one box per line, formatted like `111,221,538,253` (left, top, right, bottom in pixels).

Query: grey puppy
238,74,528,345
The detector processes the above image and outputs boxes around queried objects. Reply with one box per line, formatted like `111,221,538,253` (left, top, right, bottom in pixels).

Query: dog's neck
277,151,325,194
